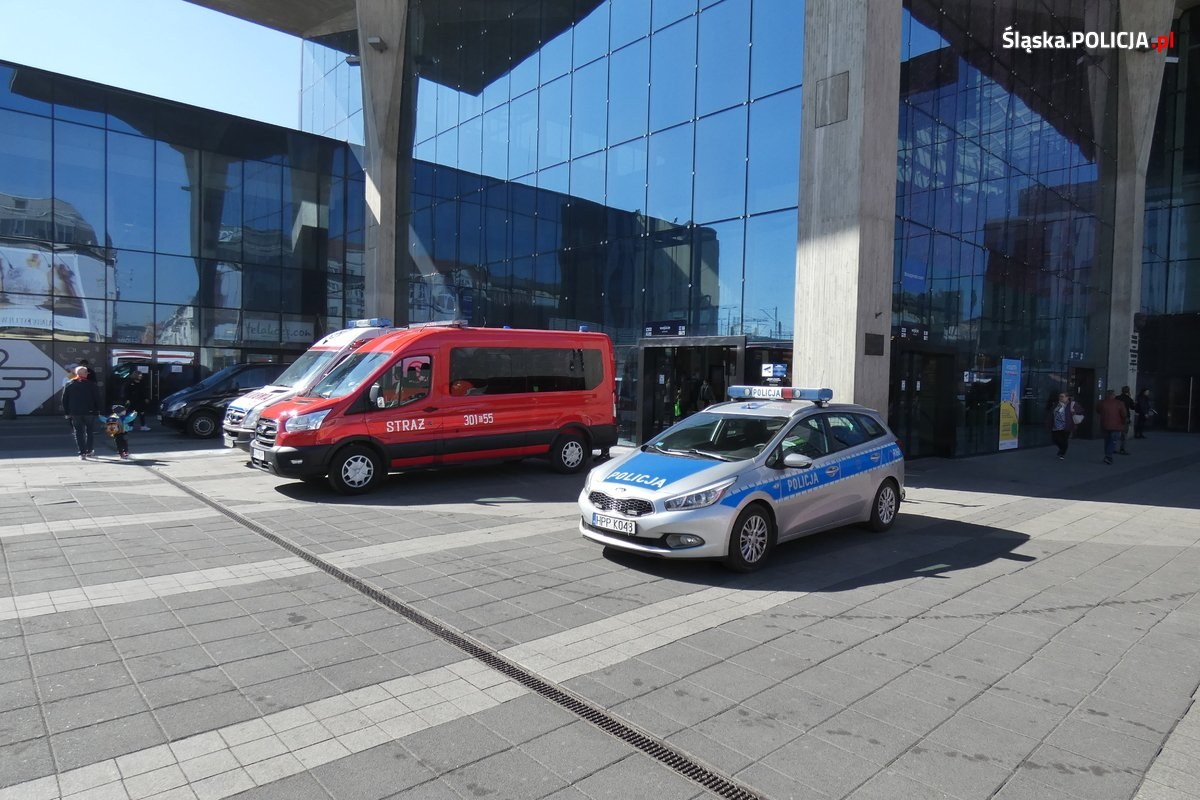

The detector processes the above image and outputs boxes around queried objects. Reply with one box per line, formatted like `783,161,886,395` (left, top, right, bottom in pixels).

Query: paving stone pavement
1,420,1198,800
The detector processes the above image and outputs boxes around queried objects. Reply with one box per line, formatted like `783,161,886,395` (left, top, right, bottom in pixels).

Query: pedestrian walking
698,378,716,410
1117,386,1136,454
124,370,152,431
1045,392,1076,459
99,404,139,459
62,365,102,459
1135,388,1155,439
1096,389,1127,465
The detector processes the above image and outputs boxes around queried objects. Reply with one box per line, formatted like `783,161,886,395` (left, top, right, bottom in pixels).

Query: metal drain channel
148,467,762,800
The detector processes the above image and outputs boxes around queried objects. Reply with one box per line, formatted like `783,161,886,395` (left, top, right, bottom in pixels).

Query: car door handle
870,452,881,462
824,466,839,477
423,406,439,413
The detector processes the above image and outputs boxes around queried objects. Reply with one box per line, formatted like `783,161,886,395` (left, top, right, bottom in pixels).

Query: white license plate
223,435,236,448
592,512,635,535
251,445,265,462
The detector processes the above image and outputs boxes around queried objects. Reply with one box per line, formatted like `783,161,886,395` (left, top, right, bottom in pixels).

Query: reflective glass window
696,218,743,336
509,92,538,179
243,160,283,266
746,87,801,214
694,106,747,223
199,260,242,309
649,17,696,132
654,0,697,31
112,249,155,303
743,210,796,340
55,294,107,341
611,0,652,49
201,156,242,262
457,114,483,177
540,24,572,84
570,151,607,206
156,303,199,346
155,142,198,257
111,300,154,343
482,105,509,180
571,59,608,158
607,138,647,214
155,255,200,305
647,124,694,225
0,110,53,237
750,0,804,99
573,3,610,68
538,76,570,169
697,0,750,117
242,263,282,313
0,65,50,116
608,40,650,146
53,76,106,128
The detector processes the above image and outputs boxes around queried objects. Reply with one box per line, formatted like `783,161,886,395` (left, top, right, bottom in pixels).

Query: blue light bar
727,386,834,404
350,318,392,328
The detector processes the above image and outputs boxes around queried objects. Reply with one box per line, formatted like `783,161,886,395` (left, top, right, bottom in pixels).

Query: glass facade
891,2,1119,457
300,33,365,146
1143,7,1200,431
0,60,365,415
400,0,804,442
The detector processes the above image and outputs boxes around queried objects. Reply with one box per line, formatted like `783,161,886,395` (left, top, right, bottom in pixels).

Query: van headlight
283,410,330,432
664,479,736,511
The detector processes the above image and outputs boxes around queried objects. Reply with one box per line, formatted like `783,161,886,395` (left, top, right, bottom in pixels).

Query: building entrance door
890,350,956,458
637,337,742,443
1069,367,1096,439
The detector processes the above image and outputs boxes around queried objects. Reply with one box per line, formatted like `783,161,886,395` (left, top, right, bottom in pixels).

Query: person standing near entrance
124,370,152,431
1116,386,1135,454
1135,388,1155,438
1096,389,1127,465
1046,392,1076,460
62,365,102,459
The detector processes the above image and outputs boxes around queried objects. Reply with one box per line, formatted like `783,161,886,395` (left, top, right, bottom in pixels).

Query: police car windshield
645,412,788,461
309,352,390,399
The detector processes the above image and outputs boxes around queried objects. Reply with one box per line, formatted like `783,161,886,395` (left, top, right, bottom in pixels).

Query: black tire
549,431,589,474
866,479,901,532
186,411,219,438
328,445,383,495
726,503,775,572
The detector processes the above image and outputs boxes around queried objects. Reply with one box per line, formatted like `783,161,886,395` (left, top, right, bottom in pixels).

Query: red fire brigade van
248,322,618,494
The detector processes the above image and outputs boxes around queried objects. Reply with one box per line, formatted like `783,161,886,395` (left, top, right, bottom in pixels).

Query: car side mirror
783,453,814,469
369,383,381,405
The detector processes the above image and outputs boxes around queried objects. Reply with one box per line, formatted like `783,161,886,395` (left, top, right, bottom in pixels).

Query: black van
159,363,286,438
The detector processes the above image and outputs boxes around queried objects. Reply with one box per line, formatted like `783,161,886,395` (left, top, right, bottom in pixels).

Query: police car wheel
329,446,382,495
867,479,900,532
726,504,775,572
550,432,589,474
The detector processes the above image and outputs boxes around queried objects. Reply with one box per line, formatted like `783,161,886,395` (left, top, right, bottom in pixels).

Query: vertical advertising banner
998,358,1022,451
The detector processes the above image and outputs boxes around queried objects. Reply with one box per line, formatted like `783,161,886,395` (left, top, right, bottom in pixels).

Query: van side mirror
369,383,381,405
783,453,814,469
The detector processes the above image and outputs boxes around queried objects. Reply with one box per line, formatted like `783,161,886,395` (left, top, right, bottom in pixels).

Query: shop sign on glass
644,320,687,337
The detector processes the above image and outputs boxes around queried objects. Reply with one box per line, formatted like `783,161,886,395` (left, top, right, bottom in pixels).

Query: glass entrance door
637,339,742,443
890,350,956,458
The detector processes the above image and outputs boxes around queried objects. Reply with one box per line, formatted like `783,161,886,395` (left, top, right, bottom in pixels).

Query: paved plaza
0,421,1198,800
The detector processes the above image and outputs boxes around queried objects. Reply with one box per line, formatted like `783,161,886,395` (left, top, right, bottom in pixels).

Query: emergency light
350,318,392,328
728,386,833,405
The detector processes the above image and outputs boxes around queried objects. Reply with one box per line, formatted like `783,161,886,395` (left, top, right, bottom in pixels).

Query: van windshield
274,349,338,389
308,352,390,399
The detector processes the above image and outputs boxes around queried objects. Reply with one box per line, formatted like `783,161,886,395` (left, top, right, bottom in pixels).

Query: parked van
222,319,393,450
248,322,617,494
159,362,287,437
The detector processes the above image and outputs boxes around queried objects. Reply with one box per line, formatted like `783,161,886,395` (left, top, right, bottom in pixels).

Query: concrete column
793,0,902,411
1105,0,1175,394
355,0,408,321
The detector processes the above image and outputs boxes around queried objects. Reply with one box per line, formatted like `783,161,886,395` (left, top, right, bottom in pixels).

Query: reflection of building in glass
0,59,364,414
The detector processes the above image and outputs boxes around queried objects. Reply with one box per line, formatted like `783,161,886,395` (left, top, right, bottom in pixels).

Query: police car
578,386,904,571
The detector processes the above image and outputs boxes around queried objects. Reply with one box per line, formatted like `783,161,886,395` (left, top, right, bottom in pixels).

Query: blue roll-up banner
999,358,1022,451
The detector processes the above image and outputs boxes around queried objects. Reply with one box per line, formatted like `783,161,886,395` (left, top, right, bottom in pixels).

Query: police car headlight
243,407,263,429
664,478,736,511
166,401,186,414
283,410,330,432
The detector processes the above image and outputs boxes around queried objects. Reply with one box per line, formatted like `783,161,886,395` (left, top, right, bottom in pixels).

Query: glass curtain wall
401,0,805,436
301,34,366,145
1142,7,1200,430
894,1,1118,455
0,60,365,414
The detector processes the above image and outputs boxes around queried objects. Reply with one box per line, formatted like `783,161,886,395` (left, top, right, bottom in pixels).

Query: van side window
376,355,432,409
450,347,604,395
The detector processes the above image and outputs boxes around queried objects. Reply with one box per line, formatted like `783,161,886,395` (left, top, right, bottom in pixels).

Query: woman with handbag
1046,392,1078,460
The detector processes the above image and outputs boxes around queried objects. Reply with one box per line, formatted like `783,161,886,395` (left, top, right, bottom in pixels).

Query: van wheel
726,504,775,572
549,432,589,474
186,411,218,438
329,446,382,495
866,479,900,532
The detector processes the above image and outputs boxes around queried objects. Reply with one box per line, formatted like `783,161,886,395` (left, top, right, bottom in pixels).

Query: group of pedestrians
1048,385,1156,465
60,360,152,461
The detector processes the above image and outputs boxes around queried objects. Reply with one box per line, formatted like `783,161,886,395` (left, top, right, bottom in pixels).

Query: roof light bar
728,386,834,405
349,318,392,328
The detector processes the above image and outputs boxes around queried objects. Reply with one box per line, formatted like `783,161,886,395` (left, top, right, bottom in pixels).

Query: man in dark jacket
1117,386,1136,454
62,366,102,459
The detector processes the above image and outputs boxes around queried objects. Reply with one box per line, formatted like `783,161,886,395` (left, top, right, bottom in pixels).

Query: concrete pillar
355,0,408,321
1105,0,1175,394
793,0,902,411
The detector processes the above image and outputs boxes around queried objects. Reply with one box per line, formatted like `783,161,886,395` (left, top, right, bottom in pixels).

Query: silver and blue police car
578,386,905,571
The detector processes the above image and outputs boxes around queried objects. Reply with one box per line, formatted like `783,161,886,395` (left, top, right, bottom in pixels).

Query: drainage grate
147,466,762,800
